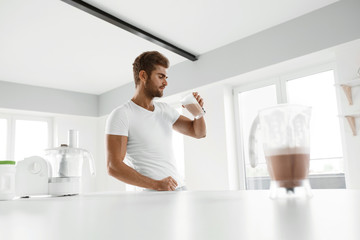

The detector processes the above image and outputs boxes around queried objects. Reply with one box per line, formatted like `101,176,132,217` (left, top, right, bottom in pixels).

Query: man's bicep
106,134,128,162
173,115,194,137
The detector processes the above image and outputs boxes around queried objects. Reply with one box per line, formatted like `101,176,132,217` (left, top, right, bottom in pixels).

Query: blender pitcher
45,145,96,196
248,104,312,199
45,130,96,196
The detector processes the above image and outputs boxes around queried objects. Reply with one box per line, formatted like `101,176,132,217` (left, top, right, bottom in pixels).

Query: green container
0,161,16,165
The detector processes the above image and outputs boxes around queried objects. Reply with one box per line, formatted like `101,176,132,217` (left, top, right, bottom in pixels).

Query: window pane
0,119,7,159
286,70,343,174
14,120,48,161
238,85,277,188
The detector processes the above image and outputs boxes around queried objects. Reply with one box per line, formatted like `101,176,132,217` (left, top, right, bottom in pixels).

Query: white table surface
1,189,359,240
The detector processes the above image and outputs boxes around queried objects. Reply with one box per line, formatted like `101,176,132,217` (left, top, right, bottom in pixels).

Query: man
105,51,206,191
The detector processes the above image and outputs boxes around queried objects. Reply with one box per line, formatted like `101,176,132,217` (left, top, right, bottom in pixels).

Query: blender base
48,177,80,196
269,179,312,199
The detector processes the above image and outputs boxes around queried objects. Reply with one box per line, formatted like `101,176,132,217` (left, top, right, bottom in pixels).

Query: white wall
181,84,241,191
180,85,230,190
96,116,126,192
334,40,360,189
0,81,98,117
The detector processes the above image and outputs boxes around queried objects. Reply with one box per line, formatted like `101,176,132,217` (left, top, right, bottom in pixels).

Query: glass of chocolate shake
180,93,206,119
249,104,312,199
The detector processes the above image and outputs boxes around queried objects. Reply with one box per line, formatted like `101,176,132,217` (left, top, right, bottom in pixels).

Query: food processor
44,130,95,196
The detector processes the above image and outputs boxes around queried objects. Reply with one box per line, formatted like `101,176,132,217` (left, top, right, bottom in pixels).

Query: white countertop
1,189,359,240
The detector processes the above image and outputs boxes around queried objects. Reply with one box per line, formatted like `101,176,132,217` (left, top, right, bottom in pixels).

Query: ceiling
0,0,339,95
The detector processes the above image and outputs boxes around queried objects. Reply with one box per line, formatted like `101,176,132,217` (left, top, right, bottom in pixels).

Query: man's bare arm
173,115,206,139
106,134,178,191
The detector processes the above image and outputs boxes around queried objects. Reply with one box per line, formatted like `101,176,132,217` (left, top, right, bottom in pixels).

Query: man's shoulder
117,101,133,110
105,101,132,135
109,101,132,116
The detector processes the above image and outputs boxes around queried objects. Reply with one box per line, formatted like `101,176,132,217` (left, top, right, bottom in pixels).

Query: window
237,84,277,189
0,118,7,159
14,119,49,160
0,114,52,161
286,71,343,175
235,69,344,189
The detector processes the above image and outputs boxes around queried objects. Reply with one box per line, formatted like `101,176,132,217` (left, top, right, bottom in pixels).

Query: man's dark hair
132,51,169,86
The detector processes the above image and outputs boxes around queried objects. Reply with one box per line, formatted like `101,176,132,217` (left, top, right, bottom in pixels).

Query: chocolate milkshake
181,93,206,119
265,148,310,191
184,103,205,119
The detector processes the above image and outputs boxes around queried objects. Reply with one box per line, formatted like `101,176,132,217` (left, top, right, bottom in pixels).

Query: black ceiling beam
60,0,198,61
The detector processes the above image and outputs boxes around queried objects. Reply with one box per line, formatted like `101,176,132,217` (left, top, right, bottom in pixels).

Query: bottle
0,160,16,200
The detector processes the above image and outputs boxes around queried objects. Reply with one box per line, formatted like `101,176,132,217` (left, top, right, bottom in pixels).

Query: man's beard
144,79,163,98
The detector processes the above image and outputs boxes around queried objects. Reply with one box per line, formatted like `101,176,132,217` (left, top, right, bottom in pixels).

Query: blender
248,104,312,199
45,130,95,196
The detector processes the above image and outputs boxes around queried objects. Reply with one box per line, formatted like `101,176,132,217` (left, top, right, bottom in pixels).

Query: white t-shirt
105,100,184,188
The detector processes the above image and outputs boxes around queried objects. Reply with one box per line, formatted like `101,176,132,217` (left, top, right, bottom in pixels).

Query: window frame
0,113,11,160
232,63,344,189
0,112,53,160
233,78,281,189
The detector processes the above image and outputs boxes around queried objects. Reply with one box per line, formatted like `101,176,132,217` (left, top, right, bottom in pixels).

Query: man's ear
139,70,148,84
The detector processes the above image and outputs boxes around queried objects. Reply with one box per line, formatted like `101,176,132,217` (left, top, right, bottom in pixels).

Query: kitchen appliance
15,156,49,197
15,130,96,197
248,104,312,199
0,160,16,200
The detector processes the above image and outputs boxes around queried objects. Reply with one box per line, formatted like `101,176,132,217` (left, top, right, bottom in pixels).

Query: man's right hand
156,176,178,191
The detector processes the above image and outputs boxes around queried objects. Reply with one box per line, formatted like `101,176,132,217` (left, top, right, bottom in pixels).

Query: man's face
144,65,168,98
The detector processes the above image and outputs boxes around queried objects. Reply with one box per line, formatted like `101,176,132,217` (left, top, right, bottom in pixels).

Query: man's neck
131,93,154,111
